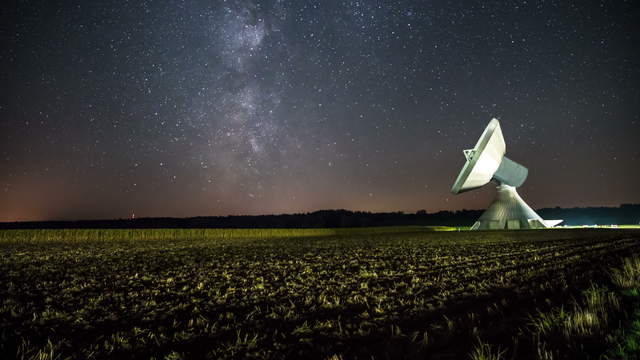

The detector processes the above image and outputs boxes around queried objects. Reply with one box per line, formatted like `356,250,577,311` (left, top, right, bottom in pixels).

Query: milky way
1,1,639,221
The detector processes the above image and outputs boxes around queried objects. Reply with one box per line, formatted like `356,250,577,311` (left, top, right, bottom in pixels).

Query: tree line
1,204,638,229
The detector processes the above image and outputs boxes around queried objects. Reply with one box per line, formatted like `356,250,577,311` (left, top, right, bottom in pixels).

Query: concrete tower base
471,184,550,230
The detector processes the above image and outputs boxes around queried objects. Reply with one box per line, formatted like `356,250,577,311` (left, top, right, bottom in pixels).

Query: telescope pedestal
470,184,548,230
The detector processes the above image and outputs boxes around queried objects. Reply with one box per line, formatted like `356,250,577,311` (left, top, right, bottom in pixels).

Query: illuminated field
0,226,454,244
1,227,639,359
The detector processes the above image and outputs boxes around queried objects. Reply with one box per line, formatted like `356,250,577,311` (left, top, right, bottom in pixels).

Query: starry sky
1,0,639,221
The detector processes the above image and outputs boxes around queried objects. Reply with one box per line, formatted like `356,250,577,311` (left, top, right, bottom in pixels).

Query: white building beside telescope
451,118,562,230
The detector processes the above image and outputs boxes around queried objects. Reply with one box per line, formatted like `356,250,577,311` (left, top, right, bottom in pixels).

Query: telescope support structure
470,184,549,230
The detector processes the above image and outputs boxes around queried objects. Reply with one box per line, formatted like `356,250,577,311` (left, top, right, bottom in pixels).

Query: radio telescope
451,118,562,230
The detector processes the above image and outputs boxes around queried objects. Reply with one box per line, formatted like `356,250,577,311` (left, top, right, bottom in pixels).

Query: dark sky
1,1,639,221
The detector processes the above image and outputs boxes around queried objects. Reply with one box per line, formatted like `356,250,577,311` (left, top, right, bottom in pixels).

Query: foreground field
1,227,639,359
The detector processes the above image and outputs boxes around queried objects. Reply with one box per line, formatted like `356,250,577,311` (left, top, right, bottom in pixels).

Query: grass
605,309,640,359
562,285,620,338
526,284,621,357
611,256,640,289
0,227,639,359
601,255,640,359
525,254,640,359
469,340,506,360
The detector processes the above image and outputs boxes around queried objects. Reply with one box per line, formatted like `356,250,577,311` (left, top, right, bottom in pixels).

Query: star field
1,0,639,221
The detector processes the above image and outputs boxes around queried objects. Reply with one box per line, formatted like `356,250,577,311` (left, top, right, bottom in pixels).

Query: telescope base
470,184,555,230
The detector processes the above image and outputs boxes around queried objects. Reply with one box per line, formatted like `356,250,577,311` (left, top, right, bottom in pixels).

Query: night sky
1,1,639,221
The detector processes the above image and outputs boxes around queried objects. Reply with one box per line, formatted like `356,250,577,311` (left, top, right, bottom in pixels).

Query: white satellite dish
451,118,562,230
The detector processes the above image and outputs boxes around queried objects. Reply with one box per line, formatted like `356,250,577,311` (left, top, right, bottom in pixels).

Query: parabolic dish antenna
451,118,562,230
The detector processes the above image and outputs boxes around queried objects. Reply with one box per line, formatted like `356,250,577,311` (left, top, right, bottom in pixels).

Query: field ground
1,227,640,359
